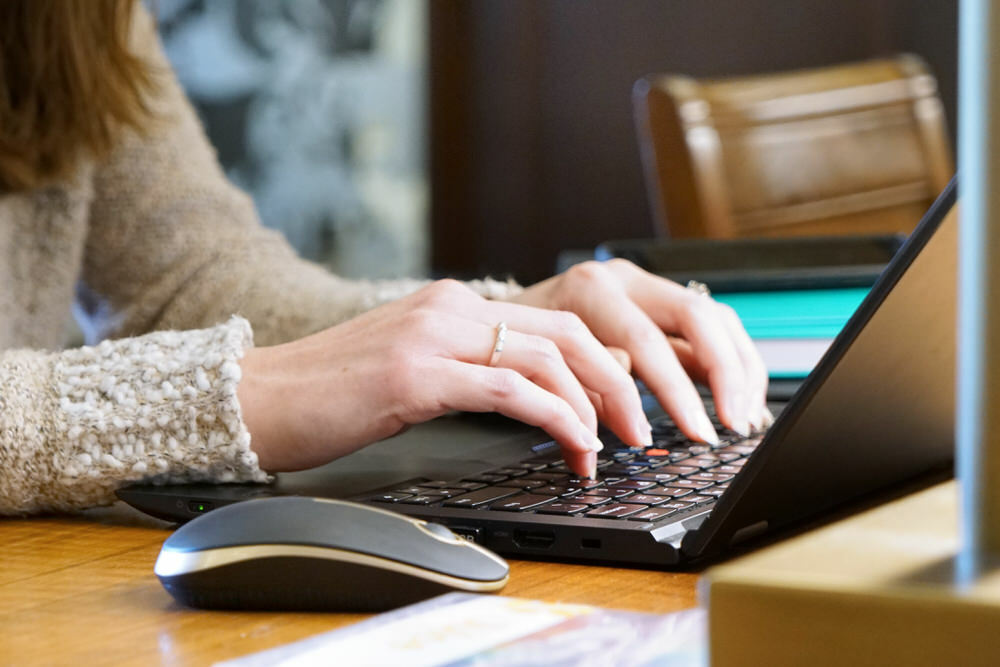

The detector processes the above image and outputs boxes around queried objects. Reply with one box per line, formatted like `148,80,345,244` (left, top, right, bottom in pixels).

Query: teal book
713,288,870,378
713,288,869,339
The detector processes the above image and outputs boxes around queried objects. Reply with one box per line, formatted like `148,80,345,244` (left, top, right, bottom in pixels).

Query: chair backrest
633,55,953,239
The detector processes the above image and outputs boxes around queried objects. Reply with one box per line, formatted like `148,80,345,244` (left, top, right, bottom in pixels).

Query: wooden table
0,504,700,666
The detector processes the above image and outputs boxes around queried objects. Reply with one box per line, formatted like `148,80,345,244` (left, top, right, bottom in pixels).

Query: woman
0,1,767,514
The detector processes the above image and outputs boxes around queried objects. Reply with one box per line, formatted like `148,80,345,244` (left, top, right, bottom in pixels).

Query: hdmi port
513,529,555,549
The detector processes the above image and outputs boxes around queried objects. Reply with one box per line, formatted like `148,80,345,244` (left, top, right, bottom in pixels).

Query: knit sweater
0,10,518,515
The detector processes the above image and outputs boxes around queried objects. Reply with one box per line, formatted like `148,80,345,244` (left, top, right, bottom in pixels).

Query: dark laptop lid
682,178,958,560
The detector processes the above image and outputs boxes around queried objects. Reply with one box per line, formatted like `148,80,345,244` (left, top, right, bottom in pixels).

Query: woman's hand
238,279,650,478
507,259,770,442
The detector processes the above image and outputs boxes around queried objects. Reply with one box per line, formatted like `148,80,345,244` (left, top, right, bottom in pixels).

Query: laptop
118,177,958,568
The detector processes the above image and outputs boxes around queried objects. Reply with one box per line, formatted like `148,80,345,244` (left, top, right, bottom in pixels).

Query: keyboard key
644,448,671,457
664,479,714,490
586,487,635,499
658,500,696,512
630,457,672,469
427,488,468,498
686,494,717,505
632,472,679,484
533,485,582,498
605,479,657,491
603,463,649,476
515,462,551,471
645,487,693,498
713,464,744,475
688,472,735,483
369,492,412,503
451,481,488,491
586,503,646,519
443,487,519,508
563,478,605,490
497,479,548,489
574,494,612,506
491,494,558,511
700,488,727,497
627,507,680,522
673,457,720,469
719,444,756,456
659,465,699,476
535,502,590,515
393,486,431,495
397,495,437,505
598,476,628,485
625,494,668,506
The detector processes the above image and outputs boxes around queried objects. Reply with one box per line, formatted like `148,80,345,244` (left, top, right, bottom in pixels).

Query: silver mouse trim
312,498,508,570
154,544,509,592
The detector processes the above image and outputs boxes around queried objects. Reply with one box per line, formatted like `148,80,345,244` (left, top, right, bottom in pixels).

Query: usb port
513,529,555,549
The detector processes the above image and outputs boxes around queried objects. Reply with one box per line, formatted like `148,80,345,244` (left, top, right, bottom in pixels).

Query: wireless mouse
154,496,509,611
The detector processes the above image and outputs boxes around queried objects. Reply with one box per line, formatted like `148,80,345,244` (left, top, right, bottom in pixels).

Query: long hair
0,0,159,191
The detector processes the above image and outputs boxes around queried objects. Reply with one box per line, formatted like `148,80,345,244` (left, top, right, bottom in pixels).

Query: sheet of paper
217,593,706,667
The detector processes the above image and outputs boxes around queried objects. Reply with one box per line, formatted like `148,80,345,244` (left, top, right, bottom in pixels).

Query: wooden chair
633,55,953,239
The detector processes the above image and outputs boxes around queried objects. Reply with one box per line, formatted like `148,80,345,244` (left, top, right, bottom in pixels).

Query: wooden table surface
0,504,701,666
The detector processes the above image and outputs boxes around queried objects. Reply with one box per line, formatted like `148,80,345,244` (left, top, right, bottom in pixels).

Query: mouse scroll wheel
419,521,461,542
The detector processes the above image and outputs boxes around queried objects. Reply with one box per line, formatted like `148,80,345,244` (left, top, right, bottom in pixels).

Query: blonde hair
0,0,159,191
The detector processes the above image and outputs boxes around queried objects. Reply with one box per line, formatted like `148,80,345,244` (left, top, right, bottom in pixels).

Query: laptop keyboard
368,407,765,525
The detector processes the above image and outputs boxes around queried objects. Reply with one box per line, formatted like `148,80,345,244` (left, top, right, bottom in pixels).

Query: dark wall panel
430,0,957,283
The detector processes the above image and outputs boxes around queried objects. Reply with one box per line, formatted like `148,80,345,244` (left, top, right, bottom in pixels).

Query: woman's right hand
238,280,650,479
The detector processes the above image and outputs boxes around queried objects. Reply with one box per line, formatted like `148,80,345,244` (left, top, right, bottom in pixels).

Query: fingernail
691,409,720,445
762,406,776,429
636,417,654,448
725,394,750,437
580,424,604,452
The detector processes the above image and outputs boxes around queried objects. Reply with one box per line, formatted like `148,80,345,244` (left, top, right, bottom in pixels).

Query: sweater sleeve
79,8,520,348
0,318,267,515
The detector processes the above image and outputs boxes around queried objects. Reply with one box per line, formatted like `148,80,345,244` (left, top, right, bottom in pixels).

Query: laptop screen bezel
681,177,958,560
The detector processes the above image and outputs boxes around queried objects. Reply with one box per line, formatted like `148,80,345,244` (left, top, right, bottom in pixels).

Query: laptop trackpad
273,454,496,498
274,412,546,498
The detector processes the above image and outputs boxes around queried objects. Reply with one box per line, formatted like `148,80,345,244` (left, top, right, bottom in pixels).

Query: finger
716,304,769,430
468,303,650,448
558,278,719,445
446,323,598,433
606,346,631,373
611,272,753,436
425,360,603,477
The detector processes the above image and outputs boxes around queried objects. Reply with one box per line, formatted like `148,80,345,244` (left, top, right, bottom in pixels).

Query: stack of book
713,287,869,379
594,234,902,380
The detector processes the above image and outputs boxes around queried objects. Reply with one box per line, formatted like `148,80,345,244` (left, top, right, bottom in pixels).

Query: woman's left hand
507,259,770,444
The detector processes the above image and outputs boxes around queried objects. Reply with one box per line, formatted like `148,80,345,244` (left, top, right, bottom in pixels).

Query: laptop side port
513,529,555,549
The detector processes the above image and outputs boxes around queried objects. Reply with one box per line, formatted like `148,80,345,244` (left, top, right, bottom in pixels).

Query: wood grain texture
635,54,954,240
0,504,699,665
